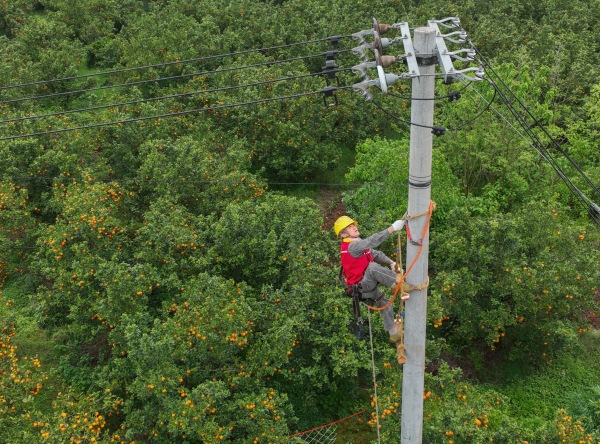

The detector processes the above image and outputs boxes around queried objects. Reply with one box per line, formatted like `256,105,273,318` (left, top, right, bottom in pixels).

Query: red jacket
340,240,373,285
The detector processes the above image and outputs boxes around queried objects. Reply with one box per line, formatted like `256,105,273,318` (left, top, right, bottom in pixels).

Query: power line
0,68,354,126
445,80,496,131
1,50,354,106
369,79,496,133
388,80,473,101
0,35,354,92
473,47,599,199
466,48,599,225
0,86,355,141
4,175,402,188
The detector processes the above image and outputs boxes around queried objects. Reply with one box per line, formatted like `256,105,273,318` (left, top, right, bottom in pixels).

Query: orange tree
97,275,295,443
134,135,266,217
32,180,370,440
0,181,37,276
0,323,48,442
75,193,369,441
430,199,599,367
208,194,371,429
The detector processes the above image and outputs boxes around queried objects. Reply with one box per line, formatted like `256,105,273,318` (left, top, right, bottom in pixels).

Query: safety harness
338,201,436,361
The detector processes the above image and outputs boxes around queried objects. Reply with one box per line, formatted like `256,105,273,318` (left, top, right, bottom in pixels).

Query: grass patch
486,330,600,428
271,145,356,200
319,145,356,184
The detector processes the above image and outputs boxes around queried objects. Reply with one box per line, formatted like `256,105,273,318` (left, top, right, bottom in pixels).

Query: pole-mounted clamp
320,86,338,107
445,48,476,62
321,59,340,85
439,30,467,44
428,17,461,29
326,35,341,47
431,126,447,136
416,54,437,66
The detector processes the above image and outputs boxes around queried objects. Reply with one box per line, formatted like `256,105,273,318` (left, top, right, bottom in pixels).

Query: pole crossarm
394,22,420,78
350,17,484,103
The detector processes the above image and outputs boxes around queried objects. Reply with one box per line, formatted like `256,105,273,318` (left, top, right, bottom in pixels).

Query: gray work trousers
359,262,397,331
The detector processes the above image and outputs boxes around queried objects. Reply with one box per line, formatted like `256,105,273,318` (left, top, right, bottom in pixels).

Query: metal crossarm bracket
428,21,456,83
395,22,420,77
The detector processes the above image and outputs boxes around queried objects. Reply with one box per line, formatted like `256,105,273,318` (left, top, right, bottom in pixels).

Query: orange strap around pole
364,200,435,312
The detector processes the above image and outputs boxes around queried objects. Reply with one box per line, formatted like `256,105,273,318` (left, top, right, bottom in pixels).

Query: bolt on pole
401,26,437,444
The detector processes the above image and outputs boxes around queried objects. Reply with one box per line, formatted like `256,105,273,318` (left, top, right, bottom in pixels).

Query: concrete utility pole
400,26,436,444
350,17,482,443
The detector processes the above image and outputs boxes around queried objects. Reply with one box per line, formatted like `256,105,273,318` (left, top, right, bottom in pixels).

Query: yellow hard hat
333,215,357,237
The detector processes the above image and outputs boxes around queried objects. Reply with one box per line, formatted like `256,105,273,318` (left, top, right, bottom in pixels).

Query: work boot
389,320,403,343
396,341,406,365
389,329,403,343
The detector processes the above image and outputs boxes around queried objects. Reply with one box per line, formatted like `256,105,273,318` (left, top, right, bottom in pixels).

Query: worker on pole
334,216,407,344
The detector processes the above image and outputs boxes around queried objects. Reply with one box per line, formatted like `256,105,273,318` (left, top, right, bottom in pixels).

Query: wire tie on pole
327,36,341,47
320,86,338,107
431,126,447,136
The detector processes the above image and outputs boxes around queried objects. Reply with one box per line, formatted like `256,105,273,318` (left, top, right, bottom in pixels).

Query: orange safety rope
364,200,435,312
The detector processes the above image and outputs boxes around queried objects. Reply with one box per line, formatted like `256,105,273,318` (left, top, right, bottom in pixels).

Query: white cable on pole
367,309,382,444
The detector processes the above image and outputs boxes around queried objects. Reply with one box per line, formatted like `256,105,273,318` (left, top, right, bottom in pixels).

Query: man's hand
391,219,405,231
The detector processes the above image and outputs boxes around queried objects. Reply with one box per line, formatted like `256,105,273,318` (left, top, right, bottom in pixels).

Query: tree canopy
0,0,599,443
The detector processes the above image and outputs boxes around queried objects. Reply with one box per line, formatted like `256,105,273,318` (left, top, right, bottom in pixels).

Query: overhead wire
388,79,473,101
0,67,355,126
5,175,404,188
0,36,362,141
0,85,356,142
471,79,586,199
466,45,600,225
2,24,597,225
0,35,355,92
472,45,599,194
445,81,495,131
0,49,354,106
368,77,496,133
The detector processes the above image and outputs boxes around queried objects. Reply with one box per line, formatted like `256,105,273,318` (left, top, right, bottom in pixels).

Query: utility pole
350,17,483,444
400,26,436,444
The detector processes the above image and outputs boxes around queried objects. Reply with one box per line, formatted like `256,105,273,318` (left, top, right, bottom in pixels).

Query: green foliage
0,323,48,442
0,181,37,272
431,199,599,365
344,136,465,235
209,193,329,287
135,135,266,216
209,193,371,427
0,0,599,441
95,276,294,443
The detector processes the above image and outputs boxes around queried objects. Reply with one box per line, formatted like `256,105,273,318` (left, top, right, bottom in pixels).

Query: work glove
391,219,406,231
389,261,396,271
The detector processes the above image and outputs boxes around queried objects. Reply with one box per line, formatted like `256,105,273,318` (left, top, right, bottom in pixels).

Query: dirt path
315,189,347,232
